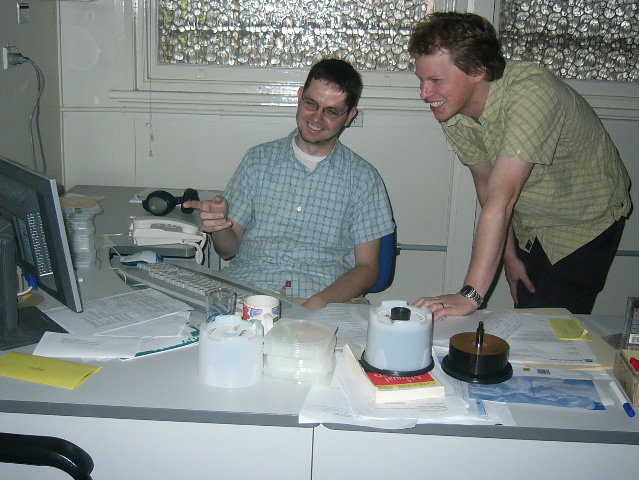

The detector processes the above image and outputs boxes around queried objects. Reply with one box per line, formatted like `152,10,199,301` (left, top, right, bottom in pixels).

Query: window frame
135,0,428,102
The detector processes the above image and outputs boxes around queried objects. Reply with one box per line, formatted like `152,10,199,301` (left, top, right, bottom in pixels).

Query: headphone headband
142,188,199,216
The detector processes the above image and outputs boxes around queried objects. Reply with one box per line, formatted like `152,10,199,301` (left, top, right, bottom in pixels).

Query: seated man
184,59,395,310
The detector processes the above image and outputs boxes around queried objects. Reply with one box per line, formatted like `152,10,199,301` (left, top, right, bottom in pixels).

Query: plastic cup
205,287,237,323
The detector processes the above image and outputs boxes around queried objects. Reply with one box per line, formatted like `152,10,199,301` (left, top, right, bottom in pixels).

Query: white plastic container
263,320,336,360
363,300,433,375
262,319,336,384
198,315,263,388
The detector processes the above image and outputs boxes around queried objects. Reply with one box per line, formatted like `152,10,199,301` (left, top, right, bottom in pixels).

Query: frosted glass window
158,0,430,71
499,0,638,81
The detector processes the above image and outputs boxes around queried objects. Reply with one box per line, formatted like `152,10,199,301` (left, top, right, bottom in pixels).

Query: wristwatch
458,285,484,306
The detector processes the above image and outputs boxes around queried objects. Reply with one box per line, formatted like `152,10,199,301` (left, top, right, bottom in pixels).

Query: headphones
142,188,200,216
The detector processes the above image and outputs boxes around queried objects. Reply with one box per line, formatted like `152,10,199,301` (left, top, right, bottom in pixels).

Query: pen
609,381,635,418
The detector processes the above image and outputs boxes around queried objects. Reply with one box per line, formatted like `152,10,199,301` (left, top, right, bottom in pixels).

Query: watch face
460,286,474,296
460,285,481,304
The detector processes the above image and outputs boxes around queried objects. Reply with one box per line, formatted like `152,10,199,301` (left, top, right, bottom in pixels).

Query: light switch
17,3,30,24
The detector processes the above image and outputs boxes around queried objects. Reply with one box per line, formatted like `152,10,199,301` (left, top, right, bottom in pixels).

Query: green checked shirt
442,61,631,264
222,130,395,298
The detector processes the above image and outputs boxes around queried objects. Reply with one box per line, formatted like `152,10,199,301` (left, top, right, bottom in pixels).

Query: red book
365,370,440,389
343,343,445,403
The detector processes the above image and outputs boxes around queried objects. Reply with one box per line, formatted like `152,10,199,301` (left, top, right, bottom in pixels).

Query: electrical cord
7,52,47,174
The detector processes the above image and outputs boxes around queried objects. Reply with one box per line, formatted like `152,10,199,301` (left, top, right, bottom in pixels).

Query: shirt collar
278,129,341,170
442,66,507,129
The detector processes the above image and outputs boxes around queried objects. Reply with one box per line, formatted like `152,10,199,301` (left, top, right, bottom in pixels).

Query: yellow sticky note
0,352,101,389
548,318,591,340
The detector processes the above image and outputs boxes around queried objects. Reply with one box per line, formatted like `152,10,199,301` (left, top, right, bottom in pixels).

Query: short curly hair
408,12,506,82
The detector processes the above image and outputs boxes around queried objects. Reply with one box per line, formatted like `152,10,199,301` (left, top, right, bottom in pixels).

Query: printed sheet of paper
507,314,599,365
45,289,192,335
127,325,199,359
303,304,368,349
433,310,523,347
97,311,190,338
299,377,418,430
34,332,141,360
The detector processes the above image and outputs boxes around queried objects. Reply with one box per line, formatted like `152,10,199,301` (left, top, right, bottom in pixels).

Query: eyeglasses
299,96,348,120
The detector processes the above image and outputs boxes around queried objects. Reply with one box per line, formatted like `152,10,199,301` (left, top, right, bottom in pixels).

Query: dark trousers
514,219,625,314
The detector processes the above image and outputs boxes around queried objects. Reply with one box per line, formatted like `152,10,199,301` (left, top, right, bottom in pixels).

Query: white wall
0,0,61,180
2,0,635,315
57,0,639,315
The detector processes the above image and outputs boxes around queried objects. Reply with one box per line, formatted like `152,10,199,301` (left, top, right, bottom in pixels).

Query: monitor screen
0,155,82,350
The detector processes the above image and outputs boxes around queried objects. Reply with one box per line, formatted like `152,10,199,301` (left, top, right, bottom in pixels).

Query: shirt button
296,207,302,212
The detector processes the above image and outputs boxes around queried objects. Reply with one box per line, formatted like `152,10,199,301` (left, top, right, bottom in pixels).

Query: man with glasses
185,59,394,310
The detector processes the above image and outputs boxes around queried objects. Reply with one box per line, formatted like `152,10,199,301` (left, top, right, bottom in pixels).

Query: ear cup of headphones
179,188,200,214
142,190,178,216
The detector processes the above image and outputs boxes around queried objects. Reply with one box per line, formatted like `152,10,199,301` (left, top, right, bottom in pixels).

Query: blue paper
467,376,605,410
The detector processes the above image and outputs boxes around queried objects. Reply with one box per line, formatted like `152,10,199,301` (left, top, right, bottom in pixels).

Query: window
157,0,430,72
499,0,638,82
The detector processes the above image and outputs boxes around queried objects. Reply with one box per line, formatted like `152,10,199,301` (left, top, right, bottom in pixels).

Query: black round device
142,188,200,216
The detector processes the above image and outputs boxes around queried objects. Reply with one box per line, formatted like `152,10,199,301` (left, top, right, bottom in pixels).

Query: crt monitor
0,155,82,350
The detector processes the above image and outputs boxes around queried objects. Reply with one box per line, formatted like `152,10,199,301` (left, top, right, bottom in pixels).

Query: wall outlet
2,47,12,69
2,46,20,69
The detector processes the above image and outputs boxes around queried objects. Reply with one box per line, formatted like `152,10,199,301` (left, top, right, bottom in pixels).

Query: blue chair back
367,230,397,294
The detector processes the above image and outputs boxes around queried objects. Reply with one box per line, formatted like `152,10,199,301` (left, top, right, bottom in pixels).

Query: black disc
360,350,434,377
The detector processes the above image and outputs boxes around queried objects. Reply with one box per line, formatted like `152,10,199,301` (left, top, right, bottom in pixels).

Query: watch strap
458,285,484,306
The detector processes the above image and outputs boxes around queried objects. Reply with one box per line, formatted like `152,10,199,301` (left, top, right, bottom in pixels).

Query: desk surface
1,185,638,445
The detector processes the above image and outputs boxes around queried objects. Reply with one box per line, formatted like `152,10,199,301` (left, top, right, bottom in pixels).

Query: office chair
367,230,398,294
0,432,94,480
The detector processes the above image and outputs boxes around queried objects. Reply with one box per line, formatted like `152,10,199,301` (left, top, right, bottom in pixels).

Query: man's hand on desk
302,295,328,311
412,293,479,321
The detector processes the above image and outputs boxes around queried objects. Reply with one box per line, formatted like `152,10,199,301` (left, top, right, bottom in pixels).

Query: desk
1,186,639,479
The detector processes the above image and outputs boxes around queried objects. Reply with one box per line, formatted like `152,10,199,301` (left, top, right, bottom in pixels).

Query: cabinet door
311,424,639,479
0,413,313,480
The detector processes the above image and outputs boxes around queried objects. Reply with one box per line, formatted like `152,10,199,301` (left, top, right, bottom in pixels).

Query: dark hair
303,59,363,112
408,12,506,82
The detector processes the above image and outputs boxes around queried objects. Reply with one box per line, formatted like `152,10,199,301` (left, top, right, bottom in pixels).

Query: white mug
242,295,280,333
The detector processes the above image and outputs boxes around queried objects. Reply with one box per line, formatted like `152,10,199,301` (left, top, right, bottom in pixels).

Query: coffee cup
242,295,280,333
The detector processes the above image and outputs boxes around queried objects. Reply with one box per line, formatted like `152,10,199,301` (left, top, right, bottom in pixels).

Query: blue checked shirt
222,130,395,298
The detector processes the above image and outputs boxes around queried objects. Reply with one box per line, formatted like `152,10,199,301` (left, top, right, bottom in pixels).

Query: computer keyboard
118,262,289,311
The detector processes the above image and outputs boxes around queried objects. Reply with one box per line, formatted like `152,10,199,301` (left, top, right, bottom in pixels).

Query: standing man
185,59,395,310
409,12,631,319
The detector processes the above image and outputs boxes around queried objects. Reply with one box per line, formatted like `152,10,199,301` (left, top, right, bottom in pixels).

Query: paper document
435,311,599,366
128,325,199,359
507,314,599,365
34,332,141,360
299,377,418,430
303,304,368,349
45,289,192,335
433,310,523,347
97,311,190,338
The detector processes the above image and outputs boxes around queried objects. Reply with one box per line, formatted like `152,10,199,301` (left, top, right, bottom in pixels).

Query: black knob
390,307,411,321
